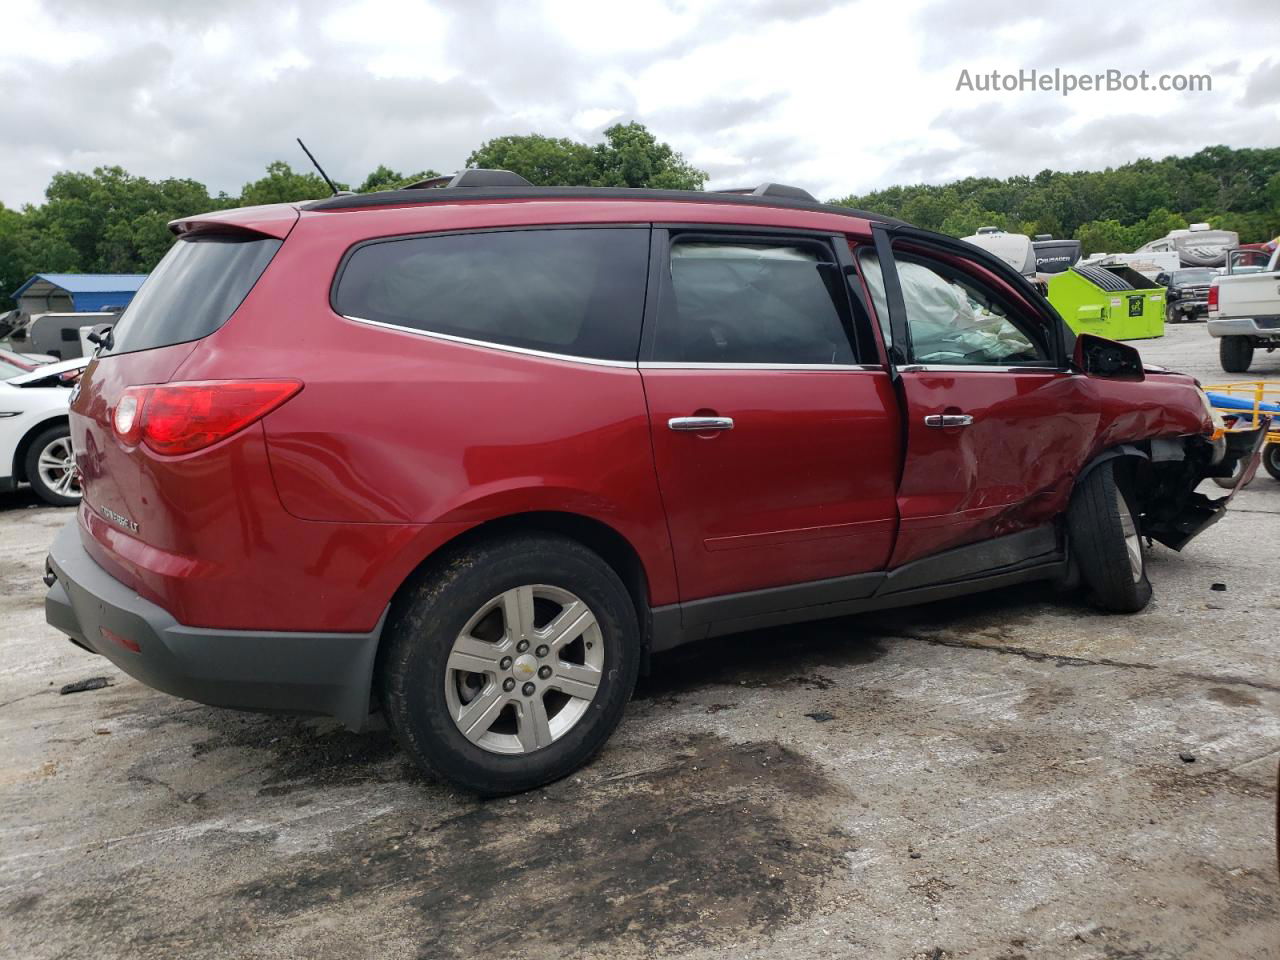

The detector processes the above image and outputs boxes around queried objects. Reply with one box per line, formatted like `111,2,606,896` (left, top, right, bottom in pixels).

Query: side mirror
1072,332,1144,381
1155,272,1169,285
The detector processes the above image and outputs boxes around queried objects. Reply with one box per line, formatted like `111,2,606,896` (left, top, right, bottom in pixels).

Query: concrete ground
1,324,1277,960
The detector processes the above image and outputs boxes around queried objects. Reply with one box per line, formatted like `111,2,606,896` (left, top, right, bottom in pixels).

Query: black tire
1211,457,1252,490
23,424,80,507
1067,459,1152,613
1219,336,1254,373
1262,444,1280,482
378,534,640,795
1165,303,1178,325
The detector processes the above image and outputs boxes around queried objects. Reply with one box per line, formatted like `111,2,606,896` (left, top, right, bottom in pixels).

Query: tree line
3,127,1277,311
0,122,705,309
834,145,1280,255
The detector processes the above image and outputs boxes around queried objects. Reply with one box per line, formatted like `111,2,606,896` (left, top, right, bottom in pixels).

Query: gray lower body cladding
44,520,385,731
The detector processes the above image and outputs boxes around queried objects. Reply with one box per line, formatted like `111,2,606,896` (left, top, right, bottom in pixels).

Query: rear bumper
1207,318,1280,338
44,520,385,731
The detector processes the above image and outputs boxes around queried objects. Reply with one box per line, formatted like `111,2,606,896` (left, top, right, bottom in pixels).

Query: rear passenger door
639,228,901,603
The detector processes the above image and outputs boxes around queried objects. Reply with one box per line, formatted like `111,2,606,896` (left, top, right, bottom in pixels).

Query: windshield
0,358,28,380
1171,270,1214,284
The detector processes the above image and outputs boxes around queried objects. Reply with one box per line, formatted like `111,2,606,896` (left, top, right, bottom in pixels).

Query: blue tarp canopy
10,273,148,312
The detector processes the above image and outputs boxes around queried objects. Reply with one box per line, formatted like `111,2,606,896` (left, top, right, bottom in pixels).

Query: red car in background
44,173,1265,793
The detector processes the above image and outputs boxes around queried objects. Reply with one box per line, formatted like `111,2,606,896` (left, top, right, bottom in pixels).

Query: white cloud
0,0,1276,208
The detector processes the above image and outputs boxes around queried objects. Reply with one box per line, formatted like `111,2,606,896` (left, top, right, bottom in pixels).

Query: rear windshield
106,235,282,355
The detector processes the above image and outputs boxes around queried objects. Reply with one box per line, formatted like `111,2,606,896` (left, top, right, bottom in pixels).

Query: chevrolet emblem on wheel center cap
512,654,538,678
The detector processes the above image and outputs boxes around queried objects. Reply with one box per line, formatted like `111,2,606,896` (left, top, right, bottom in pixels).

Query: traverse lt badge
100,505,139,534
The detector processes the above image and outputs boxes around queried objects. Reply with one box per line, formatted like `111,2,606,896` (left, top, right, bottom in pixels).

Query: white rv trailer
1134,223,1239,268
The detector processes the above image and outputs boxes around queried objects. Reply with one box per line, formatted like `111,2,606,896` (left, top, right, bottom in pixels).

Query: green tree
240,161,336,205
1075,219,1137,256
467,122,706,190
591,122,707,190
357,165,441,192
467,134,597,186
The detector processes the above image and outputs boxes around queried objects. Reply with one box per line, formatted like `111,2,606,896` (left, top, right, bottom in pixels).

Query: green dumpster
1046,263,1165,341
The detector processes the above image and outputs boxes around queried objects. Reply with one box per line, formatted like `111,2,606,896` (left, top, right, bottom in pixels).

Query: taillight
1207,284,1218,311
112,380,302,456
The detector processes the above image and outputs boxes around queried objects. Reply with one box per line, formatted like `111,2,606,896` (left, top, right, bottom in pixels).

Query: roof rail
301,185,905,225
715,182,817,202
404,168,534,190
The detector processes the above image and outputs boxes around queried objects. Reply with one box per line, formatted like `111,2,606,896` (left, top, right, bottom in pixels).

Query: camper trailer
6,313,117,360
961,227,1036,276
1032,235,1081,274
1135,223,1239,268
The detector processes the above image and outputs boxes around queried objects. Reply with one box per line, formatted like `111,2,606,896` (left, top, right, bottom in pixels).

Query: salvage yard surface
1,326,1277,960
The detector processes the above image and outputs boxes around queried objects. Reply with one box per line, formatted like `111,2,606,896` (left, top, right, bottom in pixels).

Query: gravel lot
1,324,1277,960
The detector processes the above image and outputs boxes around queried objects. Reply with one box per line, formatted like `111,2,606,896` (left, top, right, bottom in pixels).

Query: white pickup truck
1208,246,1280,372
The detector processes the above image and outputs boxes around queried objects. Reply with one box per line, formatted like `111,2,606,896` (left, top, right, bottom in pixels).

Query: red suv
44,172,1264,793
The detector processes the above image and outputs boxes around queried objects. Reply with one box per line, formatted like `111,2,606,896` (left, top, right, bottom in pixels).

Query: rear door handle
923,414,974,428
669,416,734,432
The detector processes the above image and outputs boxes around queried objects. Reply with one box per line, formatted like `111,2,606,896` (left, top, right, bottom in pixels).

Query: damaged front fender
1138,420,1270,550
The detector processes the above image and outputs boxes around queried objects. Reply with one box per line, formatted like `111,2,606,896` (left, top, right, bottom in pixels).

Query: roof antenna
296,137,344,196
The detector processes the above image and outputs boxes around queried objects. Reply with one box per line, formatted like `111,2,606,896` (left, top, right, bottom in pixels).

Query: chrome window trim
342,315,638,369
899,363,1066,374
639,362,883,372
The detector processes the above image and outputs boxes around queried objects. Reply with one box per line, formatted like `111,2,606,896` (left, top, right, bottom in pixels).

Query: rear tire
1262,444,1280,482
1219,336,1254,373
24,424,81,507
378,534,640,795
1067,459,1152,613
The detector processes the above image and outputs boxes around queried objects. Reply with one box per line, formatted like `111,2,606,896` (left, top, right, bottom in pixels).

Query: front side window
859,252,1049,366
334,227,649,362
654,239,856,364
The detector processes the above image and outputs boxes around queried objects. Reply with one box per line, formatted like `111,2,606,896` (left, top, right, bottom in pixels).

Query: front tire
24,424,81,507
378,534,640,794
1067,459,1152,613
1220,336,1254,373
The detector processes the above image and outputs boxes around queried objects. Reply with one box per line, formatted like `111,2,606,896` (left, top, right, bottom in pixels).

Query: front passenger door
857,230,1093,568
640,229,901,604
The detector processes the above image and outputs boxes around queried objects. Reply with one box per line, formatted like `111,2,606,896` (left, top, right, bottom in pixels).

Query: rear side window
334,228,650,362
654,239,856,364
108,235,282,355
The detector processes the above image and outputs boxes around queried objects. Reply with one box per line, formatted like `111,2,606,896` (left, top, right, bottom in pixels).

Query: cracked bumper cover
1144,423,1270,550
44,520,385,731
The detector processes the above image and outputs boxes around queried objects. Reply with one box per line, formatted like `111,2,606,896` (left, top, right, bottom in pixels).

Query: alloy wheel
444,585,604,755
36,437,80,500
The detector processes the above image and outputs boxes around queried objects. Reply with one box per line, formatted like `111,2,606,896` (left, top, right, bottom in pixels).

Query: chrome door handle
923,414,974,428
668,416,734,432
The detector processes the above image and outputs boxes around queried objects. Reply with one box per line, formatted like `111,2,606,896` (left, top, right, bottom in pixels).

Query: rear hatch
71,214,294,586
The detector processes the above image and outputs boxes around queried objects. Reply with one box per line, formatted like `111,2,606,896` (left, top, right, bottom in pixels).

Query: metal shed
9,273,147,315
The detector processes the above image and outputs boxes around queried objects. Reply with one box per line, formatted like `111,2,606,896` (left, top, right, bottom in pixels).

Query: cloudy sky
2,0,1278,208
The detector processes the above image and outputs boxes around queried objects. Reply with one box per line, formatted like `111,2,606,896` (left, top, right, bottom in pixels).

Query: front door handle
923,413,974,428
669,416,734,432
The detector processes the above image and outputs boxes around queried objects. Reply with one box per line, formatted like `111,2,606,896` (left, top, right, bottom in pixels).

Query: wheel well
12,416,68,484
396,510,653,644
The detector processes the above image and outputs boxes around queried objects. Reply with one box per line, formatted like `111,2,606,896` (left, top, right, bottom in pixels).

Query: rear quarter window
107,235,282,355
333,227,650,362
